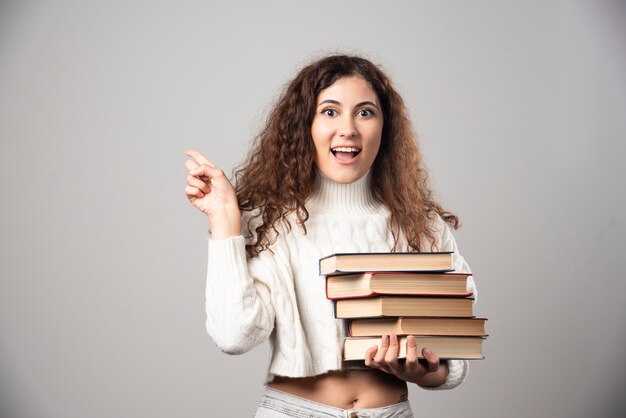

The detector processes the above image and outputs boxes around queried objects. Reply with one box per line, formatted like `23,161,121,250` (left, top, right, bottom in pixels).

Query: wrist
208,210,242,240
210,224,242,240
415,361,449,387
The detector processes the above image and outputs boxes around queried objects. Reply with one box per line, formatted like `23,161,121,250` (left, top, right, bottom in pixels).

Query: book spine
325,277,329,299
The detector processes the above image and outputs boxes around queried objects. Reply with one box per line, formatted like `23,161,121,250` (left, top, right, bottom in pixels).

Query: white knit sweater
205,172,476,389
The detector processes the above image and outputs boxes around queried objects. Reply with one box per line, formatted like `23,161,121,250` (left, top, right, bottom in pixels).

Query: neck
307,171,380,214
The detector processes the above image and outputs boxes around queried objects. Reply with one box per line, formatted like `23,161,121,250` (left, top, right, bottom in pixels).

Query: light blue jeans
254,387,414,418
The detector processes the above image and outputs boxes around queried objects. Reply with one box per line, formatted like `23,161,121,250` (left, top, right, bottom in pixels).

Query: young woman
184,55,476,417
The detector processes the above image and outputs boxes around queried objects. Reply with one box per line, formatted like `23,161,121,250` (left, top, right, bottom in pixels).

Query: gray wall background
1,0,625,417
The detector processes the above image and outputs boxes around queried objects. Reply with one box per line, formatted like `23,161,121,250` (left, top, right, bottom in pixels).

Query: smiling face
310,75,383,184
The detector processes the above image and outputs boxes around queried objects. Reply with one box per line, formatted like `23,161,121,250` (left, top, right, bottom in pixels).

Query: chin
326,171,367,184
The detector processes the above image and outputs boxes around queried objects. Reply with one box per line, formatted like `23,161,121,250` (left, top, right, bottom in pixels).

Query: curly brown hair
235,54,459,258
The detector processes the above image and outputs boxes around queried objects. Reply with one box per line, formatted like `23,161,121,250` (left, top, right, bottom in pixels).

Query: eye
322,108,338,117
357,108,375,117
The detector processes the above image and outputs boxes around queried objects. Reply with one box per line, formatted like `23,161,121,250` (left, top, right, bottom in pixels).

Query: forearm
205,236,274,354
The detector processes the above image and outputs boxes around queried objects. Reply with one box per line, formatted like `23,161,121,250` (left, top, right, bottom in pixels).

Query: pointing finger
185,158,199,171
185,149,215,167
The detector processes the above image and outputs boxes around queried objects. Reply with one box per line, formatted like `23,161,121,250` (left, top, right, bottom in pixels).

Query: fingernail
424,348,431,356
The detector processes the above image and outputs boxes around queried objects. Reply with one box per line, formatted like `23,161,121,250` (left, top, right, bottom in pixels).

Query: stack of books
319,252,488,361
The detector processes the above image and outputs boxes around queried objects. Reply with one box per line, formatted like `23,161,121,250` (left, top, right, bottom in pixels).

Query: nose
338,116,357,138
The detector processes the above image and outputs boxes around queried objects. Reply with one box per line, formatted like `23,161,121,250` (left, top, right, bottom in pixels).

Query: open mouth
331,146,361,162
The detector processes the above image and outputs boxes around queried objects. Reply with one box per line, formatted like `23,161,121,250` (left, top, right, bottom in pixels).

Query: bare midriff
268,369,408,409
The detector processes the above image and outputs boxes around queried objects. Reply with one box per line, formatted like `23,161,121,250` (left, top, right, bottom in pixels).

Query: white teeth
332,147,360,153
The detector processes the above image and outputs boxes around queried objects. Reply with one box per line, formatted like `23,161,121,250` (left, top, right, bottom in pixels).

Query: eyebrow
317,99,379,109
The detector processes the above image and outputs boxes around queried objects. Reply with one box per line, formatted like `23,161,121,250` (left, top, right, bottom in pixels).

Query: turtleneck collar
307,170,381,214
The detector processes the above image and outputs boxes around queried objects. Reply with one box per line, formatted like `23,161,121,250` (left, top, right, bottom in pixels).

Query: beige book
343,336,485,360
348,317,487,337
335,296,474,319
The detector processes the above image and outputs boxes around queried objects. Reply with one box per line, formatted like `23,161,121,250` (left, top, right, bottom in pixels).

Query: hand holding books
364,334,450,387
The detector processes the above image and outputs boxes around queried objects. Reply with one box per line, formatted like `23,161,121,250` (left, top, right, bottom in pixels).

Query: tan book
319,252,453,275
348,317,487,337
335,296,474,319
325,272,471,300
343,336,485,360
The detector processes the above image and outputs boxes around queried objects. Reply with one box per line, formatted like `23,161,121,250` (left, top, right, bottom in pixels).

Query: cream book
335,296,474,319
343,336,485,360
348,317,487,337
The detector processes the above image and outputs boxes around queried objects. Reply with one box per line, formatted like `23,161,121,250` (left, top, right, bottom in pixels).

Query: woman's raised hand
184,149,241,239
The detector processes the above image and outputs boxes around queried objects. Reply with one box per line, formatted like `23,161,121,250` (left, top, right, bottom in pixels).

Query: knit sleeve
204,234,290,355
439,220,477,302
420,218,476,390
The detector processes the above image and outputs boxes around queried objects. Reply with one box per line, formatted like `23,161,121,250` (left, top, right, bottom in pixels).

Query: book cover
319,252,454,275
